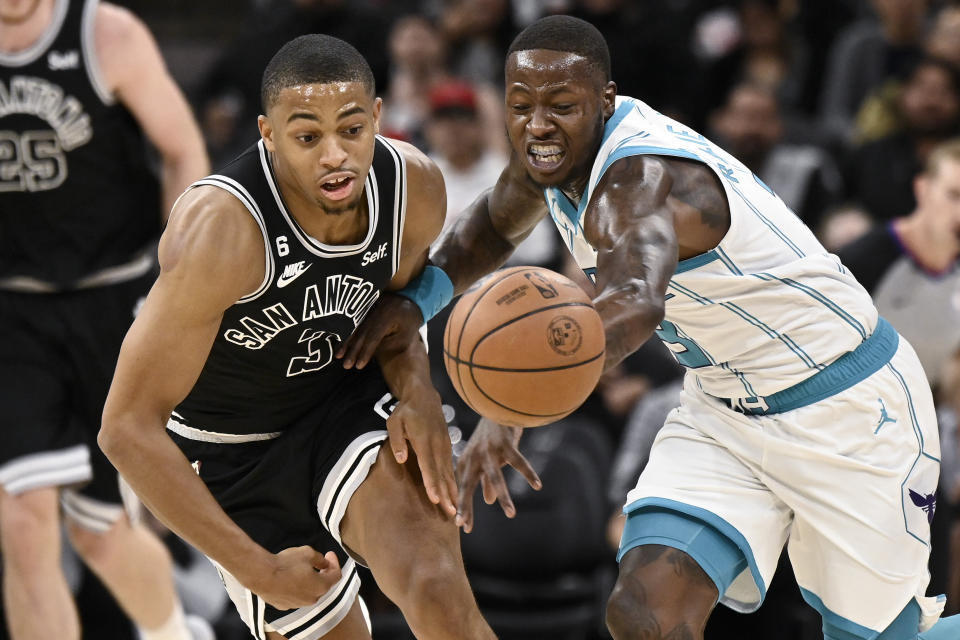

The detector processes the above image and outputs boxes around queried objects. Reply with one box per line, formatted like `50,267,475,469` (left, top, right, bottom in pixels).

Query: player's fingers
310,548,330,571
455,459,481,529
351,332,384,370
483,462,515,517
480,473,497,505
385,416,408,464
505,449,542,490
433,444,458,516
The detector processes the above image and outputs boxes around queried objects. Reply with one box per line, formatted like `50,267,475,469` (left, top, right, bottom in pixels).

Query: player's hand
250,547,341,611
336,293,423,370
455,418,542,533
387,382,459,517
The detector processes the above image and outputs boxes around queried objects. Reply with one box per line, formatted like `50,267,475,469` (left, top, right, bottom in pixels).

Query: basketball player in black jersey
0,1,209,639
100,35,496,640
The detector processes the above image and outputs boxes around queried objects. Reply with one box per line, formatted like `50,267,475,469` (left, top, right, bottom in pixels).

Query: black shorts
169,370,396,639
0,274,152,524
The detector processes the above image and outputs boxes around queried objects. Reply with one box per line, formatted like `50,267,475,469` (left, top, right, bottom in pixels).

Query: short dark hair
506,15,611,82
261,34,375,112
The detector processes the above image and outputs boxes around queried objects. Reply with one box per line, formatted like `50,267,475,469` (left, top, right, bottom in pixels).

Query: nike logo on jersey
277,261,311,288
47,50,79,70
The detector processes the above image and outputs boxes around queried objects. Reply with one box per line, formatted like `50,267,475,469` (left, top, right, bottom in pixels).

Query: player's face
505,50,616,191
259,82,380,215
0,0,41,23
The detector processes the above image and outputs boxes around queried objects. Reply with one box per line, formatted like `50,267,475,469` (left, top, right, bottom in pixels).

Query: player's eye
344,125,363,136
296,134,316,143
554,104,574,112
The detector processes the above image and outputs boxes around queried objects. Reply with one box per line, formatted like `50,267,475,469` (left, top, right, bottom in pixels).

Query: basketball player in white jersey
340,15,960,640
0,1,209,639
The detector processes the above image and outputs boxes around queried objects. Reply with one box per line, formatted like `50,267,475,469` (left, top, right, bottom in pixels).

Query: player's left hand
387,383,459,517
455,418,542,533
336,293,423,370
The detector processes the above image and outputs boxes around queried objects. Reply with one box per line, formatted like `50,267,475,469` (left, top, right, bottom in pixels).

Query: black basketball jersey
0,0,161,287
172,136,406,437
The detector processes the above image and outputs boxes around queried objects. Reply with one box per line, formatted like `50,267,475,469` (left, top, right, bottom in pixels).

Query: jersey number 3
287,329,340,377
655,320,710,368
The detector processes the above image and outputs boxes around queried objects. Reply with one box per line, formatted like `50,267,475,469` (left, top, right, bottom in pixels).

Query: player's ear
258,114,276,152
602,81,617,119
372,97,382,135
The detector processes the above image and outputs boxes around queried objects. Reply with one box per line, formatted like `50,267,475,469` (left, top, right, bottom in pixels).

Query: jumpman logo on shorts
874,398,897,434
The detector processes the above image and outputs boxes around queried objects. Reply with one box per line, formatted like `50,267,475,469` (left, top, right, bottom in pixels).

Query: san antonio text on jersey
171,136,406,438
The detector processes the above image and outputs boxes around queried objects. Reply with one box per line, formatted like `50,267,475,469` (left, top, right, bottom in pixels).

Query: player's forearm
594,284,664,372
98,414,272,584
430,192,516,296
376,335,439,406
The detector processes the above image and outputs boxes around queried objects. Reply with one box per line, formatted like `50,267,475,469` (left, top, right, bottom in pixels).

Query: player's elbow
98,407,138,462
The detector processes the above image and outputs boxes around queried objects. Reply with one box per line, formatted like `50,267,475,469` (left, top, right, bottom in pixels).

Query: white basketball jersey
545,96,878,399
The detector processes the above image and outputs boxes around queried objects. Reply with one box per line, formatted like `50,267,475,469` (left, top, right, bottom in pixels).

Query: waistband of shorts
713,317,899,415
166,415,281,444
0,251,155,293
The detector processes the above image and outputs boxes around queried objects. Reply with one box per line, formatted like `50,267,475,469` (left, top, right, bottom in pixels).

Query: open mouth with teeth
320,175,355,200
527,143,565,170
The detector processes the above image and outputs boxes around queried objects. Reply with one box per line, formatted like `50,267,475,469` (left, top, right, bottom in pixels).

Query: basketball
443,266,605,428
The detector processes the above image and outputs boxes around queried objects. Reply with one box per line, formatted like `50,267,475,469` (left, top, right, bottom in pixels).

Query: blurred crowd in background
5,0,960,638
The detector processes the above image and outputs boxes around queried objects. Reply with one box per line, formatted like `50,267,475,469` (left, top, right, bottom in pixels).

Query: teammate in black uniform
0,1,209,639
100,35,496,640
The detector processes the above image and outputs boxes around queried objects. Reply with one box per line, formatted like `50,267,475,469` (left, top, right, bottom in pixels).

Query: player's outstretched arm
431,153,549,294
585,155,680,371
455,418,541,532
99,188,339,610
95,3,210,217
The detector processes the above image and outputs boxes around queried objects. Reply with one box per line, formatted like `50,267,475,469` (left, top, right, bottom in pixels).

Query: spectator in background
380,14,507,155
709,82,843,230
425,80,508,222
439,0,518,86
195,0,390,166
819,0,928,146
845,56,960,223
569,0,702,127
838,138,960,609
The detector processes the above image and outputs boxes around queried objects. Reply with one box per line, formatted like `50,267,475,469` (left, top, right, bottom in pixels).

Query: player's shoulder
160,185,264,278
380,136,446,232
93,2,151,51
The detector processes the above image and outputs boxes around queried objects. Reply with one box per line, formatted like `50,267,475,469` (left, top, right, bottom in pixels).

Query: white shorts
626,336,944,632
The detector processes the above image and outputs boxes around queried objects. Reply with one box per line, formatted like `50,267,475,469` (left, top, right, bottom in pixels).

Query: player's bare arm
366,140,460,516
95,3,209,216
433,152,549,293
585,154,729,371
99,187,340,610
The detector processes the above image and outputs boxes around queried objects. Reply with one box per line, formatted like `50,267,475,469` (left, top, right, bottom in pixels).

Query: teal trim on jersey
618,506,746,602
754,272,867,339
545,188,580,226
601,100,637,147
718,318,899,415
622,497,766,605
675,250,720,273
888,360,939,547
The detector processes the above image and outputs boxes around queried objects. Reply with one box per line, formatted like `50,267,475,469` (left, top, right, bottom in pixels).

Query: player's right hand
455,418,542,533
251,546,341,611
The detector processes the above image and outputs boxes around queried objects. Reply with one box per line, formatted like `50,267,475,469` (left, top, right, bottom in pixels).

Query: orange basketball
443,266,605,428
